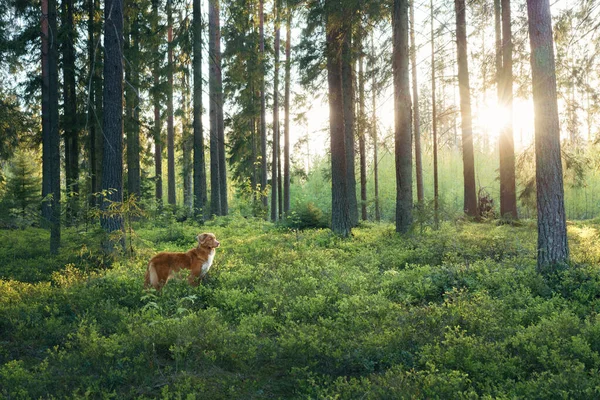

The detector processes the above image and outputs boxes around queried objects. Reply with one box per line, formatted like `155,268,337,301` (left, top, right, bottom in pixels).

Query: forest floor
2,216,600,398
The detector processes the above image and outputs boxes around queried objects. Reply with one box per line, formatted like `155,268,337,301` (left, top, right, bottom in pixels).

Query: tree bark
183,70,193,212
358,31,367,221
283,11,291,215
152,0,163,205
410,0,423,204
62,0,79,224
327,12,351,237
101,0,125,250
87,0,101,207
193,0,207,218
431,0,439,228
454,0,478,217
342,20,358,227
167,0,176,206
499,0,518,219
271,1,280,221
209,0,222,216
371,33,380,222
41,0,61,253
259,0,268,212
393,0,413,233
526,0,569,272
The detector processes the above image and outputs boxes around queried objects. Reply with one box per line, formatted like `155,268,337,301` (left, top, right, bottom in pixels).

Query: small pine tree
3,151,41,227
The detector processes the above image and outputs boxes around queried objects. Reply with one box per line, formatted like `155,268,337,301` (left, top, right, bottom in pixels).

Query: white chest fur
200,248,215,277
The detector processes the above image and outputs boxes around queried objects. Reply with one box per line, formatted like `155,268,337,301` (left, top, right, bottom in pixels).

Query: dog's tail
145,262,158,289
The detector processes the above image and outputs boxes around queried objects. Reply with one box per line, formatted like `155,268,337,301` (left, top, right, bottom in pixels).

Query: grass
2,216,600,398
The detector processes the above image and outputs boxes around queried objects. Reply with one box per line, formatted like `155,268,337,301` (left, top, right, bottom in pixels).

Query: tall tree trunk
358,31,367,221
87,0,100,207
271,1,280,221
152,0,163,205
183,69,193,212
259,0,268,211
327,12,351,237
167,0,176,206
342,21,358,227
131,5,141,199
371,33,380,222
41,0,61,253
283,10,292,215
526,0,569,272
429,0,440,229
454,0,478,217
193,0,207,219
410,0,423,204
62,0,79,224
499,0,518,219
431,0,439,228
393,0,413,233
101,0,125,250
209,0,222,216
216,28,227,216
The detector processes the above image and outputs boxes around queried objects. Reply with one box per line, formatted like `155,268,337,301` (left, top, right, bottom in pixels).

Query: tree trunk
259,0,268,211
358,31,367,221
454,0,478,217
271,1,280,221
526,0,569,272
209,0,221,217
101,0,124,250
431,0,439,228
167,0,176,206
283,11,291,215
393,0,413,233
41,0,61,253
124,3,141,202
327,12,351,237
371,33,380,222
342,21,358,228
410,0,423,204
183,70,193,212
62,0,79,224
87,0,100,207
152,0,163,205
217,29,227,216
193,0,207,218
499,0,518,219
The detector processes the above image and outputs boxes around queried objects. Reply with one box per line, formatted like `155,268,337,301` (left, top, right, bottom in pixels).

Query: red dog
145,233,220,290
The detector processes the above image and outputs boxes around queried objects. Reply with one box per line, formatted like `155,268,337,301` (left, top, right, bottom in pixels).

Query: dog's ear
197,233,207,244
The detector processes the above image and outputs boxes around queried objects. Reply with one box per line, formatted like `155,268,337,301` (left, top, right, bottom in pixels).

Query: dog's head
197,233,220,249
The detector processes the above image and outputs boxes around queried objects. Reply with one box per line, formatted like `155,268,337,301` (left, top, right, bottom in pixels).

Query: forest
2,0,600,397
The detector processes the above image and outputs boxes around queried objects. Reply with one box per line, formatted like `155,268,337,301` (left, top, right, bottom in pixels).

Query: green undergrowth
3,217,600,398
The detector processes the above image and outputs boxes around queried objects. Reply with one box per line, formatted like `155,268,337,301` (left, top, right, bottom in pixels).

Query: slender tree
358,30,367,221
167,0,176,206
62,0,79,223
125,2,141,200
526,0,569,272
371,33,380,222
152,0,163,205
209,0,222,216
101,0,125,250
271,0,280,221
41,0,61,253
283,10,292,215
393,0,413,233
410,0,423,204
454,0,478,217
193,0,207,218
259,0,267,211
430,0,439,228
499,0,517,219
87,0,103,205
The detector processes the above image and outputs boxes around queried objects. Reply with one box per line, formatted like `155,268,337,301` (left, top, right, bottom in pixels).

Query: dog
144,233,220,290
